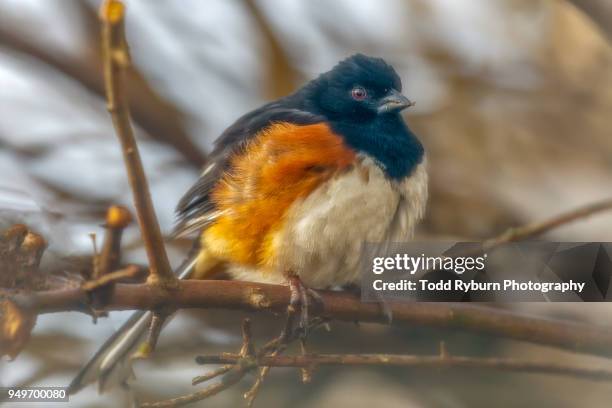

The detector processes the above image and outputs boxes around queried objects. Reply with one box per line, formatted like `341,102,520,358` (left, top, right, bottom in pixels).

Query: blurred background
1,0,612,406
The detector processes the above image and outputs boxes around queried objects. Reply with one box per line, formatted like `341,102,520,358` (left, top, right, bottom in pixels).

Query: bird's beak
377,90,414,114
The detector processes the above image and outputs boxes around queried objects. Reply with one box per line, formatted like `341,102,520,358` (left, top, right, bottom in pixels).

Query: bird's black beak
377,90,414,114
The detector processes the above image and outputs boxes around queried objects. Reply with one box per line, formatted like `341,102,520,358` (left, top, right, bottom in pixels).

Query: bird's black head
301,54,413,121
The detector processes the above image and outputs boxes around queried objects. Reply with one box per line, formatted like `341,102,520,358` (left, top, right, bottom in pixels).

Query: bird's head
303,54,413,122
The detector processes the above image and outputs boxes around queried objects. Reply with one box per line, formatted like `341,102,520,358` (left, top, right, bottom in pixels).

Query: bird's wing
174,104,324,237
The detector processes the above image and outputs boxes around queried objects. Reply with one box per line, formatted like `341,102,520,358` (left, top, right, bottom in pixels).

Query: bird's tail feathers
67,255,198,395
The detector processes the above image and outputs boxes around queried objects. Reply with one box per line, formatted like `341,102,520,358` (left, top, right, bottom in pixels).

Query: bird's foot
280,275,323,342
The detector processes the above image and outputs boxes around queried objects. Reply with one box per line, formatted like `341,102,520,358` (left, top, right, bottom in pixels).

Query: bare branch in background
0,4,207,167
482,198,612,251
566,0,612,41
244,0,300,98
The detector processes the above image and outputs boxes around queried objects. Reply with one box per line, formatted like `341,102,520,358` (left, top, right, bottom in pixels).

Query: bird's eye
351,86,367,101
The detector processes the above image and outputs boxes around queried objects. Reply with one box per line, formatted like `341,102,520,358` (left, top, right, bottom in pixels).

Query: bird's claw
282,275,323,341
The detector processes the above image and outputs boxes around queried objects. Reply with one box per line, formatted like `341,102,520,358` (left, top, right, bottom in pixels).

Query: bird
69,53,428,393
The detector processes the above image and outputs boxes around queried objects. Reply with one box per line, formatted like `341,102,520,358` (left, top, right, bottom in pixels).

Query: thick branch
99,0,176,287
13,280,612,359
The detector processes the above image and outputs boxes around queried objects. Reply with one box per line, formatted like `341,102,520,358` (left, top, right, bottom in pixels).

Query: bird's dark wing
174,103,325,237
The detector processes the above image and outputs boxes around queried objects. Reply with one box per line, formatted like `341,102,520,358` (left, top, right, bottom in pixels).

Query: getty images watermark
360,242,612,302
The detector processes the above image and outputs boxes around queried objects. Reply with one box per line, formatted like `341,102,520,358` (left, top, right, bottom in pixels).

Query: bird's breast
230,156,428,287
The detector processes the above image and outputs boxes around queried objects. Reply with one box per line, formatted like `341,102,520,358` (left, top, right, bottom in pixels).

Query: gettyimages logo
371,253,487,275
360,242,612,302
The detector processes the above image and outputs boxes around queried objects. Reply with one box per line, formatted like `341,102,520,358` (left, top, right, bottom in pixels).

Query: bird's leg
278,275,300,343
281,274,323,341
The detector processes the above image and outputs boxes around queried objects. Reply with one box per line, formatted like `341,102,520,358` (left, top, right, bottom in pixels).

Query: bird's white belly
229,158,427,287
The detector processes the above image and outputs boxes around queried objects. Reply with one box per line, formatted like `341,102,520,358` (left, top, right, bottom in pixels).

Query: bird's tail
67,255,199,395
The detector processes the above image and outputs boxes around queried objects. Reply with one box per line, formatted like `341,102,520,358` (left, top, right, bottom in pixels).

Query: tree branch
145,318,612,407
243,0,299,99
140,319,256,408
482,198,612,251
80,265,141,292
99,0,177,288
0,6,207,168
12,280,612,359
196,351,612,382
565,0,612,41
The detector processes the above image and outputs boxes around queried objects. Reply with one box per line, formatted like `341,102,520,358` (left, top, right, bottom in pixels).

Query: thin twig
482,198,612,251
196,352,612,382
141,366,247,408
81,265,141,292
243,317,324,406
188,318,612,406
239,319,256,358
88,233,100,280
191,365,233,386
98,205,132,277
131,310,173,360
89,205,133,310
298,338,313,383
142,319,256,408
18,232,47,272
244,353,274,407
243,0,298,98
99,0,177,288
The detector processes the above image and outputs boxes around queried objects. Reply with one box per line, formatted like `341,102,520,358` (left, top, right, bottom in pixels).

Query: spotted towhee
70,54,427,393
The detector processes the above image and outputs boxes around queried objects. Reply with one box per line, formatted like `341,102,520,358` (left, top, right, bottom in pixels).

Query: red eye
351,86,367,101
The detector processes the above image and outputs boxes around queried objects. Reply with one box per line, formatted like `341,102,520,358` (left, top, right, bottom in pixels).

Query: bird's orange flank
202,122,356,268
